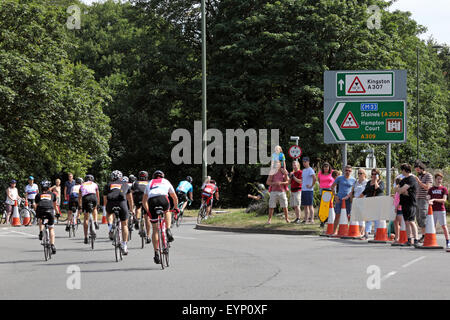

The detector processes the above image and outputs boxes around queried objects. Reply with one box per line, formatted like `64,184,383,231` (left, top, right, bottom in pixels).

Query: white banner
350,196,395,221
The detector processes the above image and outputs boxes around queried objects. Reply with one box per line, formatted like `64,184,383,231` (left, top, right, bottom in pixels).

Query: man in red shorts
201,180,219,219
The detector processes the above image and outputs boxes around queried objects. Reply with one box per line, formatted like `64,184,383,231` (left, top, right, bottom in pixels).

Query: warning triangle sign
348,76,366,93
340,111,359,129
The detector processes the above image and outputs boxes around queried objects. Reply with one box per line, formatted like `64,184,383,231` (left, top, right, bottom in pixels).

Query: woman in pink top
317,163,334,228
318,162,334,192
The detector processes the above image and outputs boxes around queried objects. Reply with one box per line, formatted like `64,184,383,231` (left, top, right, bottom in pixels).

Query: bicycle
127,212,134,241
86,202,96,250
138,209,149,249
67,204,79,238
0,203,7,224
155,206,170,270
19,199,35,226
111,207,124,262
197,201,207,224
40,218,52,261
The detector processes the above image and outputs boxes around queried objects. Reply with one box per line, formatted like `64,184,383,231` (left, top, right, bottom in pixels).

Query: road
0,219,449,300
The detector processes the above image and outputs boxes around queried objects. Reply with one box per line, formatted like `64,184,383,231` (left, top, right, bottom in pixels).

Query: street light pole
201,0,207,181
416,47,419,160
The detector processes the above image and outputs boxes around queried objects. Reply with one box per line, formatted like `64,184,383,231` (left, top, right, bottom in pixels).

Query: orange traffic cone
392,215,408,246
11,201,21,227
332,200,348,238
101,206,107,224
342,214,361,239
22,205,31,226
320,206,335,237
415,205,443,249
368,220,389,243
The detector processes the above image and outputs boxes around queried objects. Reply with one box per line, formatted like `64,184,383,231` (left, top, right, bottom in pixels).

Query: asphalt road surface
1,219,449,300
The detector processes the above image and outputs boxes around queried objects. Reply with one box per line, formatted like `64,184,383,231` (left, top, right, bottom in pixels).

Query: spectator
247,183,269,201
271,145,286,172
289,160,303,224
329,165,356,235
428,172,449,249
50,179,61,215
64,173,75,205
394,163,419,246
300,157,316,224
352,169,368,237
5,180,21,224
317,162,335,227
360,168,385,239
392,177,404,245
413,160,433,243
266,162,290,224
25,176,39,210
331,170,340,194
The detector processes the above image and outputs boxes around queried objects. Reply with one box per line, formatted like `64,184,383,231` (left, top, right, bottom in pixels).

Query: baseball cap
302,157,310,162
28,176,34,180
10,179,17,184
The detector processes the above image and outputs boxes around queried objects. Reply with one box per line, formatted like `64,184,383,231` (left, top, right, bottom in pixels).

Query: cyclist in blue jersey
176,176,194,213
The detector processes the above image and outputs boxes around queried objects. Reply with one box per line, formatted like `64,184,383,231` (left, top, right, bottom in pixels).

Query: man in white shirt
301,157,317,224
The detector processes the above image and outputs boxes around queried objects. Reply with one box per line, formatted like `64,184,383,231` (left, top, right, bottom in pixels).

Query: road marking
175,236,196,240
6,230,36,237
402,256,426,268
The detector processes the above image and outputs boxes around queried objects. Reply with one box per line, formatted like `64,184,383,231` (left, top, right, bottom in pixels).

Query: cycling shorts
68,199,79,212
177,191,188,203
106,200,129,222
36,208,55,227
147,195,170,223
202,194,214,207
133,192,144,209
82,194,97,213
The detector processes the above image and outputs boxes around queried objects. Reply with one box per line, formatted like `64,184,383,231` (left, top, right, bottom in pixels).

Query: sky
80,0,450,46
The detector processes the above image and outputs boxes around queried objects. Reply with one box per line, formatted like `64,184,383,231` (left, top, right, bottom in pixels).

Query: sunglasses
358,172,364,175
345,170,352,172
371,173,378,175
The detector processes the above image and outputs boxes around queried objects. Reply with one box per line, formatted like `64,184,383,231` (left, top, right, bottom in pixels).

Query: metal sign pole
386,143,391,196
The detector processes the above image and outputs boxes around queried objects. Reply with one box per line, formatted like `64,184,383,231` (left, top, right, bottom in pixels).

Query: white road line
402,256,426,268
6,230,36,237
175,236,196,240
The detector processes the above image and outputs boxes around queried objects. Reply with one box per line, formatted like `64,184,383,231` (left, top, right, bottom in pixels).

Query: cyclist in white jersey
142,170,179,264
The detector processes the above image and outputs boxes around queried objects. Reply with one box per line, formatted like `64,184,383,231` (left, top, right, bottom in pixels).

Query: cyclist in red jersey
201,180,219,219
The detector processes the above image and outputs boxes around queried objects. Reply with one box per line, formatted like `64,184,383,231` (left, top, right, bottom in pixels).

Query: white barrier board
350,196,395,221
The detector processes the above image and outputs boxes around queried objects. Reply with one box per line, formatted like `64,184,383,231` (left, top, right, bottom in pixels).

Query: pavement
0,218,449,300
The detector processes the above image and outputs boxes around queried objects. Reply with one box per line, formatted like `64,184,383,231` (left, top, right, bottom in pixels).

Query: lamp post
201,0,207,181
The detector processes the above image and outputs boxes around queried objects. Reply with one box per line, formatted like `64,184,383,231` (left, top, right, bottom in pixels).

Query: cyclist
103,170,134,255
142,170,179,264
132,171,151,243
176,176,194,215
65,177,83,232
78,174,100,244
36,180,57,254
25,176,39,210
201,179,219,219
129,175,136,187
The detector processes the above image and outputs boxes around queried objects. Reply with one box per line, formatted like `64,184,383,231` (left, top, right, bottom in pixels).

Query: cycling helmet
129,174,137,183
75,177,83,185
186,176,193,183
110,170,123,181
40,180,51,190
257,183,265,191
122,176,129,183
28,176,34,180
138,171,148,181
152,170,164,179
85,174,94,182
210,180,216,185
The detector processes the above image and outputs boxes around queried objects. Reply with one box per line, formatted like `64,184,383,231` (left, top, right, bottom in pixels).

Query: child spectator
271,145,286,170
428,172,449,249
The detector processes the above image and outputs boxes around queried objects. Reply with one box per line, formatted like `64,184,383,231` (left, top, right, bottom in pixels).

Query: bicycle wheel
140,219,146,249
176,212,183,227
0,211,6,224
197,205,205,224
90,221,95,250
158,224,165,270
114,229,119,262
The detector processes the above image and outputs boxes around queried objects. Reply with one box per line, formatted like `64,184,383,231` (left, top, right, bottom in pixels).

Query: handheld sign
288,145,302,160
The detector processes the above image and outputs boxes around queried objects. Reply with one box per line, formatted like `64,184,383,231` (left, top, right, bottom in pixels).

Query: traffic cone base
416,205,444,249
11,201,21,227
335,201,349,238
368,220,390,243
320,207,336,237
